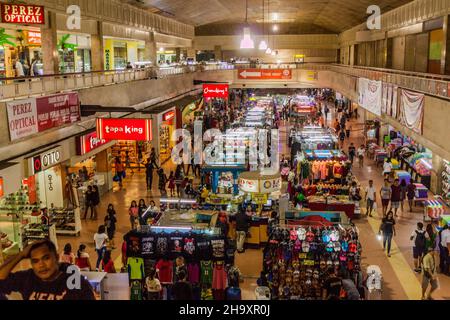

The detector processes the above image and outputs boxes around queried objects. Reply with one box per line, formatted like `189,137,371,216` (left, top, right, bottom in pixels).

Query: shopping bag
113,174,120,182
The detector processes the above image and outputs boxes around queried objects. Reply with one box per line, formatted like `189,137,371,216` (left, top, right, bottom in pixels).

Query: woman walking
75,244,92,271
379,211,396,257
138,198,147,226
115,157,125,189
158,168,168,196
93,225,109,271
104,204,117,249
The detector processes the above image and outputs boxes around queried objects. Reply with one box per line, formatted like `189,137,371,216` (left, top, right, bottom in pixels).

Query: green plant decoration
0,28,17,48
57,34,78,51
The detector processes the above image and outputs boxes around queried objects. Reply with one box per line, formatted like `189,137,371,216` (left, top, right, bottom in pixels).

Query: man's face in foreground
30,245,59,281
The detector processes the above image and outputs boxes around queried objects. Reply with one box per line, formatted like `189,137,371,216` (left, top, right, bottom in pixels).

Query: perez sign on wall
0,4,45,24
96,118,152,141
6,93,81,141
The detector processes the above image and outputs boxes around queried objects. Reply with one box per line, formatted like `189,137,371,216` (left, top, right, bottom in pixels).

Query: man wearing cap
421,247,439,300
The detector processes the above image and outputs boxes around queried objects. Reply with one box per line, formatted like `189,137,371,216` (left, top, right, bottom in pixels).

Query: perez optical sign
0,4,45,24
96,118,152,141
202,84,229,98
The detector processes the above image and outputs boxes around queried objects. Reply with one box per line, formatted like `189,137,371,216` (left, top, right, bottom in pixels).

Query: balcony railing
0,62,448,101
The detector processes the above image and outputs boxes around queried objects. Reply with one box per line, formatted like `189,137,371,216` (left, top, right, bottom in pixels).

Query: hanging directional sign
238,69,292,80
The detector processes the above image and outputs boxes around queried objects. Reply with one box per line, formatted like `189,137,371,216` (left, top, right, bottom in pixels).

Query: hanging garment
127,257,145,280
212,263,228,290
187,262,200,284
333,163,344,179
200,260,213,285
320,161,328,180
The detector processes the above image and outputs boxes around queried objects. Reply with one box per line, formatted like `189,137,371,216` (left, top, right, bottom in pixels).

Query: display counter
228,214,268,249
284,210,351,226
307,195,356,219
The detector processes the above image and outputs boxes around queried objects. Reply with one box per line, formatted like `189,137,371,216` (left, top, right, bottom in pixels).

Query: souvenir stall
122,221,240,300
201,164,247,196
364,120,380,146
402,152,432,190
423,196,450,225
229,171,282,248
260,223,363,300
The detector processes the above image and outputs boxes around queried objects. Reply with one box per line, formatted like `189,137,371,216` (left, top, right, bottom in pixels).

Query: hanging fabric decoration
398,89,425,134
358,78,382,116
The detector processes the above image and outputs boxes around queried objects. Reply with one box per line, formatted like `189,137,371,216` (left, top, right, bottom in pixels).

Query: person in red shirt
101,250,116,273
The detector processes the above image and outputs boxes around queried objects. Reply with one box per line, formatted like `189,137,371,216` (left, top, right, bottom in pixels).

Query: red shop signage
36,93,80,132
96,118,152,141
238,69,292,80
163,110,175,122
77,131,108,155
0,3,45,24
202,84,229,99
6,93,80,141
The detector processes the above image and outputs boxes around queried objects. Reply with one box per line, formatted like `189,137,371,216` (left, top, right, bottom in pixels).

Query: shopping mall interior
0,0,450,302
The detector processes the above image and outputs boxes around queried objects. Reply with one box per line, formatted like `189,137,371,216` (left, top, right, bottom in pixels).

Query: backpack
414,230,426,249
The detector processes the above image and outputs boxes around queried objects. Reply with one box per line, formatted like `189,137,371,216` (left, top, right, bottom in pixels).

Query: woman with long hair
129,200,138,230
138,198,147,226
75,244,92,271
101,250,116,273
93,225,109,271
379,210,396,257
104,204,117,249
60,243,75,264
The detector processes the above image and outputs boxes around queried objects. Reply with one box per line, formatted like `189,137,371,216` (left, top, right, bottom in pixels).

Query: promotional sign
238,178,259,193
26,30,41,45
252,193,268,205
96,118,152,141
0,4,45,24
202,84,229,98
77,132,108,155
261,177,282,193
238,69,292,80
7,93,81,141
162,110,175,122
7,98,39,141
0,177,3,198
29,146,63,175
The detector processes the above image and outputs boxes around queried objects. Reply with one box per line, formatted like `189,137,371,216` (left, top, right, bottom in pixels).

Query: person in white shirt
365,179,377,217
383,159,393,179
357,145,365,168
15,59,24,78
93,225,109,271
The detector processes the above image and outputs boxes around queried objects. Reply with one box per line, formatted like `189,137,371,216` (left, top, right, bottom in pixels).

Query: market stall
202,165,247,195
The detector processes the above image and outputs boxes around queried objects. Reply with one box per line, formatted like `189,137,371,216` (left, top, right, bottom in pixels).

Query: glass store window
113,42,127,69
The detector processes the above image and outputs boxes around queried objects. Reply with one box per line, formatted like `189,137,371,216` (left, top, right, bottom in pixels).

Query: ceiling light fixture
273,24,279,32
258,0,267,50
240,0,254,49
265,47,272,54
159,47,164,52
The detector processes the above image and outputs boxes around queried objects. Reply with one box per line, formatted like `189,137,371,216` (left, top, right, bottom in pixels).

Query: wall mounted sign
238,69,292,80
7,93,80,141
162,110,175,122
96,118,152,141
26,31,41,45
29,146,63,175
202,84,229,98
76,131,108,155
0,4,45,24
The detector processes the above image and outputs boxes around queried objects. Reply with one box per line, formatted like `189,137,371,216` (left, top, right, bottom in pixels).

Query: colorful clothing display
212,263,227,290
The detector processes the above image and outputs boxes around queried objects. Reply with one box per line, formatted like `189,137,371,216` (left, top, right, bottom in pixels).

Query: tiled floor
17,102,449,300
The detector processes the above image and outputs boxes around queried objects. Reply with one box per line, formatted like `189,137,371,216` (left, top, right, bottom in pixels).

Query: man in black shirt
172,269,193,300
235,208,251,253
0,240,95,300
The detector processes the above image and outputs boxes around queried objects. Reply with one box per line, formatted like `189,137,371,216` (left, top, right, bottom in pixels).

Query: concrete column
187,48,196,60
443,15,450,75
40,11,59,75
175,48,181,62
91,21,104,71
145,40,157,66
349,45,355,66
214,45,222,61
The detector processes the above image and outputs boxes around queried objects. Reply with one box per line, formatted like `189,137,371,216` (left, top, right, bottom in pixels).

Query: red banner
0,4,45,24
35,93,80,132
77,132,108,155
96,118,152,141
202,84,229,98
238,69,292,80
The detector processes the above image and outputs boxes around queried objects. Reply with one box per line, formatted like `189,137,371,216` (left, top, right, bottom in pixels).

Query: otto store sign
0,4,45,24
30,146,63,174
77,132,107,155
202,84,229,99
6,93,81,141
96,118,152,141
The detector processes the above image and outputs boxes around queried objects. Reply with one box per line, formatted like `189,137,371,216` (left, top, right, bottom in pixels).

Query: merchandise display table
306,195,356,219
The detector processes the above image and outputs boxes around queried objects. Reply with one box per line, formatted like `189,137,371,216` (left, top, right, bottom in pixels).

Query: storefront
157,48,177,65
0,3,46,79
57,33,91,73
103,37,150,70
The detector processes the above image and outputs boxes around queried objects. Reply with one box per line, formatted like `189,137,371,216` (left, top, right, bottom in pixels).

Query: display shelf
50,207,82,236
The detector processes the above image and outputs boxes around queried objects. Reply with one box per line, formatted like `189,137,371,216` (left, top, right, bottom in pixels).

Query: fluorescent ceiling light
159,47,164,52
240,27,254,49
258,40,268,50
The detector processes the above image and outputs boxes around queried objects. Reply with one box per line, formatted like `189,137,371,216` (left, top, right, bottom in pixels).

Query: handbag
122,171,126,178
